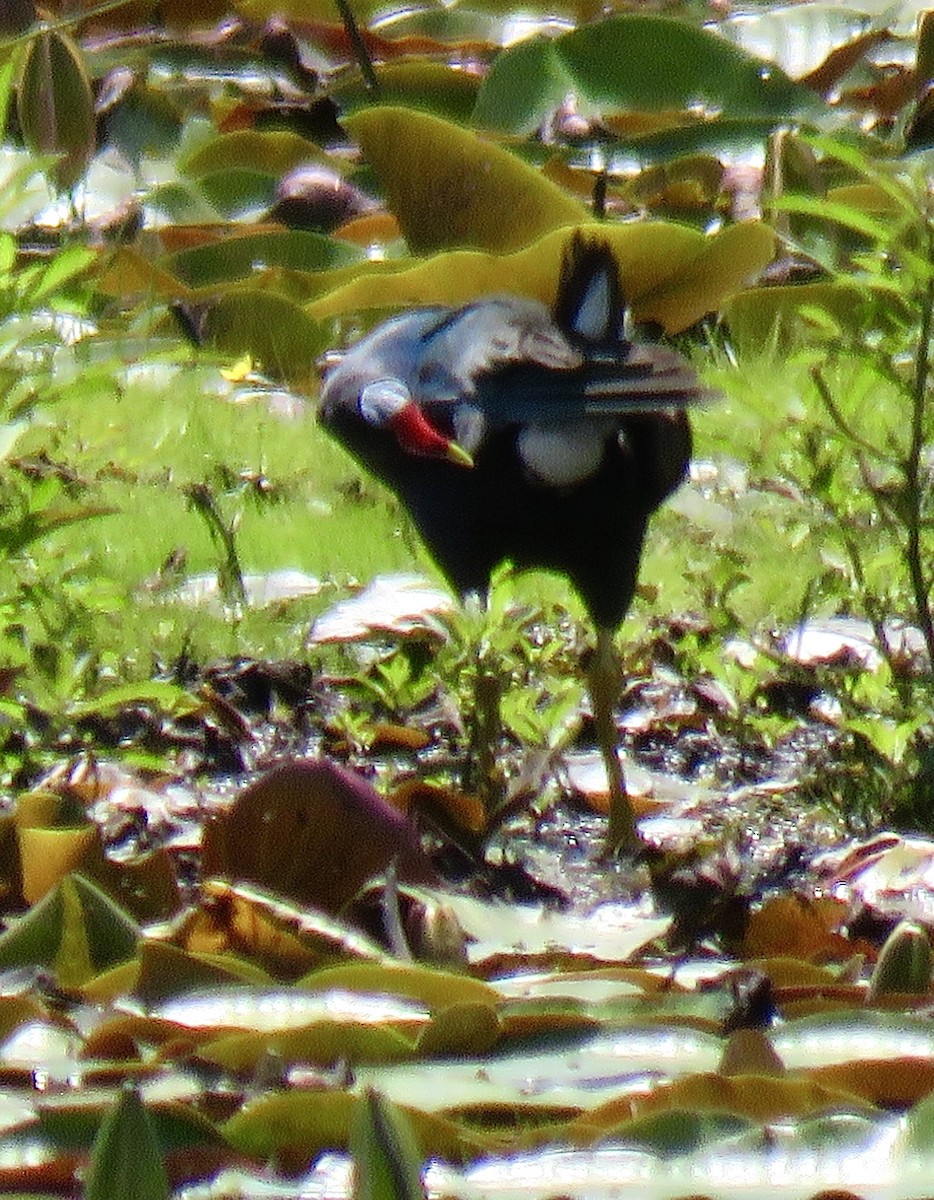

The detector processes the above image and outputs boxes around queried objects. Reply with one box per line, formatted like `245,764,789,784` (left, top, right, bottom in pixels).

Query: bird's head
359,379,474,468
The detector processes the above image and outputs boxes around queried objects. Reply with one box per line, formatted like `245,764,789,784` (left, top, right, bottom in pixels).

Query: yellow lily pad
344,106,585,254
308,221,774,333
298,960,499,1013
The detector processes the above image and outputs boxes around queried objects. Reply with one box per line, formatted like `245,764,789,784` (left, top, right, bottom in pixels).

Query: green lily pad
474,15,817,134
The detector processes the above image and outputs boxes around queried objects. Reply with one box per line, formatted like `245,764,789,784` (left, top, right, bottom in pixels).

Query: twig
332,0,379,95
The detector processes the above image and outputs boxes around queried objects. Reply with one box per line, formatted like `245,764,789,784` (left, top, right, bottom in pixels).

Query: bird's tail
554,235,626,349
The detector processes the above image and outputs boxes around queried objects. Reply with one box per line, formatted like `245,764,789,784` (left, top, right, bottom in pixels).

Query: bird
319,234,709,850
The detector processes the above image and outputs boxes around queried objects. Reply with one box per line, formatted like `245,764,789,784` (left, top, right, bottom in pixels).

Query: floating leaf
167,230,359,287
202,1019,417,1071
597,1107,753,1155
96,247,193,302
307,221,774,333
474,15,815,134
724,279,886,353
133,940,271,1008
809,1058,934,1107
333,61,480,123
200,290,331,384
224,1089,484,1165
416,1001,501,1057
39,1089,223,1156
640,220,776,331
614,1071,869,1126
99,78,184,166
224,1090,356,1164
188,879,386,974
300,961,499,1013
743,894,851,962
181,129,332,179
344,107,585,254
154,984,426,1036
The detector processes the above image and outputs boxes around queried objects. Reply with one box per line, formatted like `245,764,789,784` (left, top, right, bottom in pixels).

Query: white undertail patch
518,422,612,487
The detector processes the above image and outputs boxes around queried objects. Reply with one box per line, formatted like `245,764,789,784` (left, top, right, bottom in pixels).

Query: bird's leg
588,625,638,854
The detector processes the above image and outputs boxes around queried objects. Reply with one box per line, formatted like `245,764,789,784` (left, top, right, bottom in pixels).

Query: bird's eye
359,379,411,426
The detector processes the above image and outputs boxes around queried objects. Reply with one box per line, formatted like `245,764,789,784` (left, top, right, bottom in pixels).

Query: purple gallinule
320,234,707,848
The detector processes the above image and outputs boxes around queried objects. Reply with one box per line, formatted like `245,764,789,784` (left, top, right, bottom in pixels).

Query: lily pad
344,106,585,254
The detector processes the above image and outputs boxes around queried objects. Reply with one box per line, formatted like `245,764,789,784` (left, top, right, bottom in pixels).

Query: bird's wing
468,343,714,424
415,298,583,406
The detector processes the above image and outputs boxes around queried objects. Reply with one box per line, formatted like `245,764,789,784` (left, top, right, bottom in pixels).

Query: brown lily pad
202,759,438,912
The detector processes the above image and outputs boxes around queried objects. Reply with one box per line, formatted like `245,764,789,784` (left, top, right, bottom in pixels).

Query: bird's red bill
391,402,474,468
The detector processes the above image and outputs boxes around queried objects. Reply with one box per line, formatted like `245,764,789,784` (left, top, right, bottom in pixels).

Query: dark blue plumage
319,235,704,629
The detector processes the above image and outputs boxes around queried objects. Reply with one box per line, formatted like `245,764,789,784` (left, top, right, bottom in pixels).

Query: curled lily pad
344,106,585,254
308,221,774,334
201,759,438,913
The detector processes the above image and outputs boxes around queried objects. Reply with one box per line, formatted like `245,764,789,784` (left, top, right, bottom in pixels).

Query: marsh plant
765,136,934,825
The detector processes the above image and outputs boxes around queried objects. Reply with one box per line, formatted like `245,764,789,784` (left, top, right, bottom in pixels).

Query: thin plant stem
332,0,379,94
466,653,504,812
592,167,607,220
810,365,899,465
904,242,934,669
831,510,913,709
184,483,247,612
379,861,412,961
